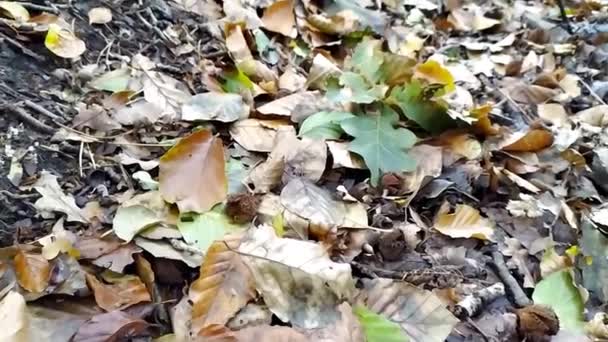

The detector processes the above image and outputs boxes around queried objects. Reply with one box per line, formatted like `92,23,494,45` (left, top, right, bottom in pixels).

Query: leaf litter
2,0,608,341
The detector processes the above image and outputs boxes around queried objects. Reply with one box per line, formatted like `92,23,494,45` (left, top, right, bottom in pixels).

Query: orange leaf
159,129,227,213
471,104,499,136
14,249,50,293
85,273,151,311
262,0,296,38
190,235,255,335
502,129,554,152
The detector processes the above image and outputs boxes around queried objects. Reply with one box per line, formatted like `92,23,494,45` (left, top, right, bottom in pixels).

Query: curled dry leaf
85,273,151,312
358,278,459,342
15,249,51,293
88,7,112,24
239,224,355,329
159,129,227,213
434,204,494,240
33,171,88,223
45,23,86,59
189,236,255,335
91,244,141,273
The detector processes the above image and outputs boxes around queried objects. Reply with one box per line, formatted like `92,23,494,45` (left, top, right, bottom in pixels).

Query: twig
580,79,608,106
454,283,505,318
556,0,572,33
22,100,64,122
16,2,60,14
1,101,55,134
491,251,532,307
0,31,45,62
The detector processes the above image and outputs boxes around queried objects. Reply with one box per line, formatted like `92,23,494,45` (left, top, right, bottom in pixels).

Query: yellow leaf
434,204,494,240
0,1,29,21
44,23,86,59
502,129,554,152
415,60,456,92
471,104,499,136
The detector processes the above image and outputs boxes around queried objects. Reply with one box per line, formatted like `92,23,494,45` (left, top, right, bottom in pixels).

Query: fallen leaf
299,111,355,140
174,0,222,19
88,68,131,93
75,237,122,259
358,278,459,342
0,1,29,21
261,0,296,37
88,7,112,24
229,119,288,152
91,244,141,273
134,237,202,268
341,107,417,185
159,129,227,213
182,92,249,122
354,305,409,342
177,209,247,252
190,236,255,334
415,60,456,93
306,53,341,89
538,103,569,127
113,100,164,126
257,91,337,122
448,4,500,31
33,171,88,223
586,312,608,339
574,105,608,126
581,219,608,302
45,23,86,59
434,204,494,240
85,273,151,312
15,249,51,293
113,206,161,242
326,141,367,169
71,310,150,342
502,129,554,152
532,269,585,332
239,224,355,329
502,79,559,104
0,291,28,341
280,178,346,238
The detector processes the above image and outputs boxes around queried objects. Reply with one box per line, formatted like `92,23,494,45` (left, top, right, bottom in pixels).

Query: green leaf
222,68,254,94
177,207,247,253
326,73,387,104
340,107,417,185
299,111,355,140
387,81,454,134
350,39,384,84
532,269,585,332
354,306,409,342
113,206,161,242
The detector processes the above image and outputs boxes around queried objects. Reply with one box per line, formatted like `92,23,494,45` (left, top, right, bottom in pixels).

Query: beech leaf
15,250,51,294
434,204,495,240
159,129,227,213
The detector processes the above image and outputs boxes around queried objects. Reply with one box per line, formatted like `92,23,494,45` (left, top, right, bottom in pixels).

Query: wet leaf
33,171,88,223
340,107,417,185
358,278,458,342
434,204,494,240
354,305,409,342
261,0,296,37
177,209,247,253
190,236,255,334
159,129,227,213
85,273,151,312
45,23,86,59
239,224,356,329
532,269,585,332
299,111,355,140
182,92,249,123
15,250,51,293
88,7,112,24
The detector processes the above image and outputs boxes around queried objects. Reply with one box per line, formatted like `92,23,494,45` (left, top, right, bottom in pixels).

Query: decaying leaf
358,278,459,342
189,236,255,334
239,225,355,329
434,204,494,240
159,129,227,213
45,23,86,59
85,273,151,312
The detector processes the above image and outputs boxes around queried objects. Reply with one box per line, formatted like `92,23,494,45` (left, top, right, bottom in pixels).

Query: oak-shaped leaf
159,129,227,213
340,107,417,185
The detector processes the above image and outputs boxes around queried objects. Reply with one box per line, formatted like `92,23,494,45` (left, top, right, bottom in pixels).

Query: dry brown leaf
538,103,569,127
502,78,559,104
502,129,554,152
434,204,494,240
159,130,227,213
189,236,255,335
15,250,51,293
471,104,499,136
91,244,141,273
85,273,151,312
439,132,482,163
261,0,296,37
225,24,253,63
256,91,335,122
71,311,149,342
501,168,542,193
448,4,500,31
75,237,122,259
401,144,443,194
230,119,289,152
326,141,366,169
